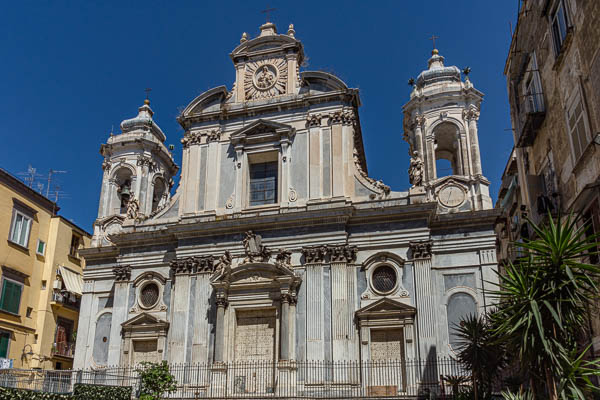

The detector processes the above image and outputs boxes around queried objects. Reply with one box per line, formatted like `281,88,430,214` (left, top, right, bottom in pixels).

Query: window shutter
1,281,21,314
9,282,22,314
0,333,9,358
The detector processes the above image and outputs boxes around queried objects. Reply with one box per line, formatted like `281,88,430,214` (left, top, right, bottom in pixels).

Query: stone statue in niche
408,151,424,187
242,231,270,263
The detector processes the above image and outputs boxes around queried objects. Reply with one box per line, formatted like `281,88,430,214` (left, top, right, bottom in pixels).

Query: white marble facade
75,22,499,371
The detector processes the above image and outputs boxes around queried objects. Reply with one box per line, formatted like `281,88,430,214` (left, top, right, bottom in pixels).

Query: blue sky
0,1,517,231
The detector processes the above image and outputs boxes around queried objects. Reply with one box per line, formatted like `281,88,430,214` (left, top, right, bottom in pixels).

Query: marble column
73,280,94,369
409,241,436,360
168,259,193,364
280,294,291,360
214,295,228,362
107,265,131,366
192,260,215,363
301,246,328,361
330,245,358,362
465,107,482,176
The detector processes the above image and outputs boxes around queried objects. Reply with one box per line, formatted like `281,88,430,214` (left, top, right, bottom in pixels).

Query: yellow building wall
0,182,52,368
0,174,90,370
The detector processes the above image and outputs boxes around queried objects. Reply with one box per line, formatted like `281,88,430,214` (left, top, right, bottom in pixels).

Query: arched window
113,168,133,214
152,178,166,212
446,292,477,350
433,122,461,178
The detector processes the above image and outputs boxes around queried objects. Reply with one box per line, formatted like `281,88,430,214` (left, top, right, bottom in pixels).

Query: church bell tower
91,99,178,247
403,49,492,212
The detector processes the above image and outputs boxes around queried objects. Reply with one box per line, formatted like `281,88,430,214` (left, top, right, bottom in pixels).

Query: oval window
140,283,160,308
372,265,397,293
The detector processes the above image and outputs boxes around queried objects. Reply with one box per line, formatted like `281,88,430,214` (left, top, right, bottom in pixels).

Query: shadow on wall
418,346,438,398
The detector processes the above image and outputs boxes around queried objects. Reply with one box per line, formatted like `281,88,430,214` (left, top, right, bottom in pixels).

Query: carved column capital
329,244,358,263
414,114,426,126
301,245,328,264
409,240,433,260
306,113,322,128
197,256,216,273
341,110,356,125
113,265,132,282
216,293,229,308
328,111,343,125
462,106,480,122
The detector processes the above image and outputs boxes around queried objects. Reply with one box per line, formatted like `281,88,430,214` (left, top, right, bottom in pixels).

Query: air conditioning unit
53,280,62,290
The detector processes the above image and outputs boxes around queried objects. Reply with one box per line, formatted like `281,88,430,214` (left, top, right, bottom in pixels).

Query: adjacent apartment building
499,0,600,353
0,168,90,369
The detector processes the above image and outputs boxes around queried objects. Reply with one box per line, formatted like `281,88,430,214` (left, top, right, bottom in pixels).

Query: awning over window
58,266,83,296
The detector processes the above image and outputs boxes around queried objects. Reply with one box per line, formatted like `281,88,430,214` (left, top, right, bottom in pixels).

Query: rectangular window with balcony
9,209,32,248
0,330,10,358
54,318,74,358
551,0,569,55
567,89,591,162
582,199,600,265
0,279,22,315
249,161,278,206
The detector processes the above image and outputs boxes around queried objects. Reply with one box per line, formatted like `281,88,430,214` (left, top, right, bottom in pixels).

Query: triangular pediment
121,312,168,329
356,298,416,318
230,119,294,146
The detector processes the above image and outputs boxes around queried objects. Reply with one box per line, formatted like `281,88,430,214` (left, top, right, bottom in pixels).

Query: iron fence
0,358,509,398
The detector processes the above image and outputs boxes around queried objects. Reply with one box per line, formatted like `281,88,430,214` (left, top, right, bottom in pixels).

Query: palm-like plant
455,313,505,399
493,213,600,399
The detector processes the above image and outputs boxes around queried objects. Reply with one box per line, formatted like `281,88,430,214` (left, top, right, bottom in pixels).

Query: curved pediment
212,262,297,285
301,71,349,92
230,34,303,62
180,86,229,117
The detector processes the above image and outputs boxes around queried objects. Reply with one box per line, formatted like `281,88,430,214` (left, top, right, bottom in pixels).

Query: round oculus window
372,265,397,293
140,283,160,308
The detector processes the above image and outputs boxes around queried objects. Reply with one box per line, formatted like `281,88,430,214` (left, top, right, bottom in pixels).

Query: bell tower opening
114,168,133,214
151,178,166,212
433,122,461,179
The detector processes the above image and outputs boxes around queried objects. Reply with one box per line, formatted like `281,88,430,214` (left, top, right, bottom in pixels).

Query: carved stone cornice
306,113,322,128
113,265,132,282
409,240,433,260
462,106,480,122
170,256,216,275
329,244,358,263
301,245,328,264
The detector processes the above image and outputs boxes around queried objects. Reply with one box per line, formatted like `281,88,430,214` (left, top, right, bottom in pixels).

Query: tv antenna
17,165,43,188
46,169,67,198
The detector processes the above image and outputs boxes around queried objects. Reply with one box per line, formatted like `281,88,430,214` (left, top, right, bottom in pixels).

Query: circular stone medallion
253,64,278,91
438,184,466,208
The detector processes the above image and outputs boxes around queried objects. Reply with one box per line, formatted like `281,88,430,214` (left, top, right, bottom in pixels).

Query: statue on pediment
242,231,270,263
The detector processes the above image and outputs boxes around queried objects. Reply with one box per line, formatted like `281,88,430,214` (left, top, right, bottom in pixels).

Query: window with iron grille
372,265,397,294
249,161,278,206
140,283,160,308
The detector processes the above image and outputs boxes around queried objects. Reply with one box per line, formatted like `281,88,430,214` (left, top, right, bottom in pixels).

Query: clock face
438,185,466,208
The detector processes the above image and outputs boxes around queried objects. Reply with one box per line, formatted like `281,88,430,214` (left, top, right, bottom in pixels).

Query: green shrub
0,386,72,400
0,383,132,400
73,383,132,400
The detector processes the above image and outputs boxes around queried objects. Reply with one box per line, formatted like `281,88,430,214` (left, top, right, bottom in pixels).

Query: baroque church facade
75,21,498,380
